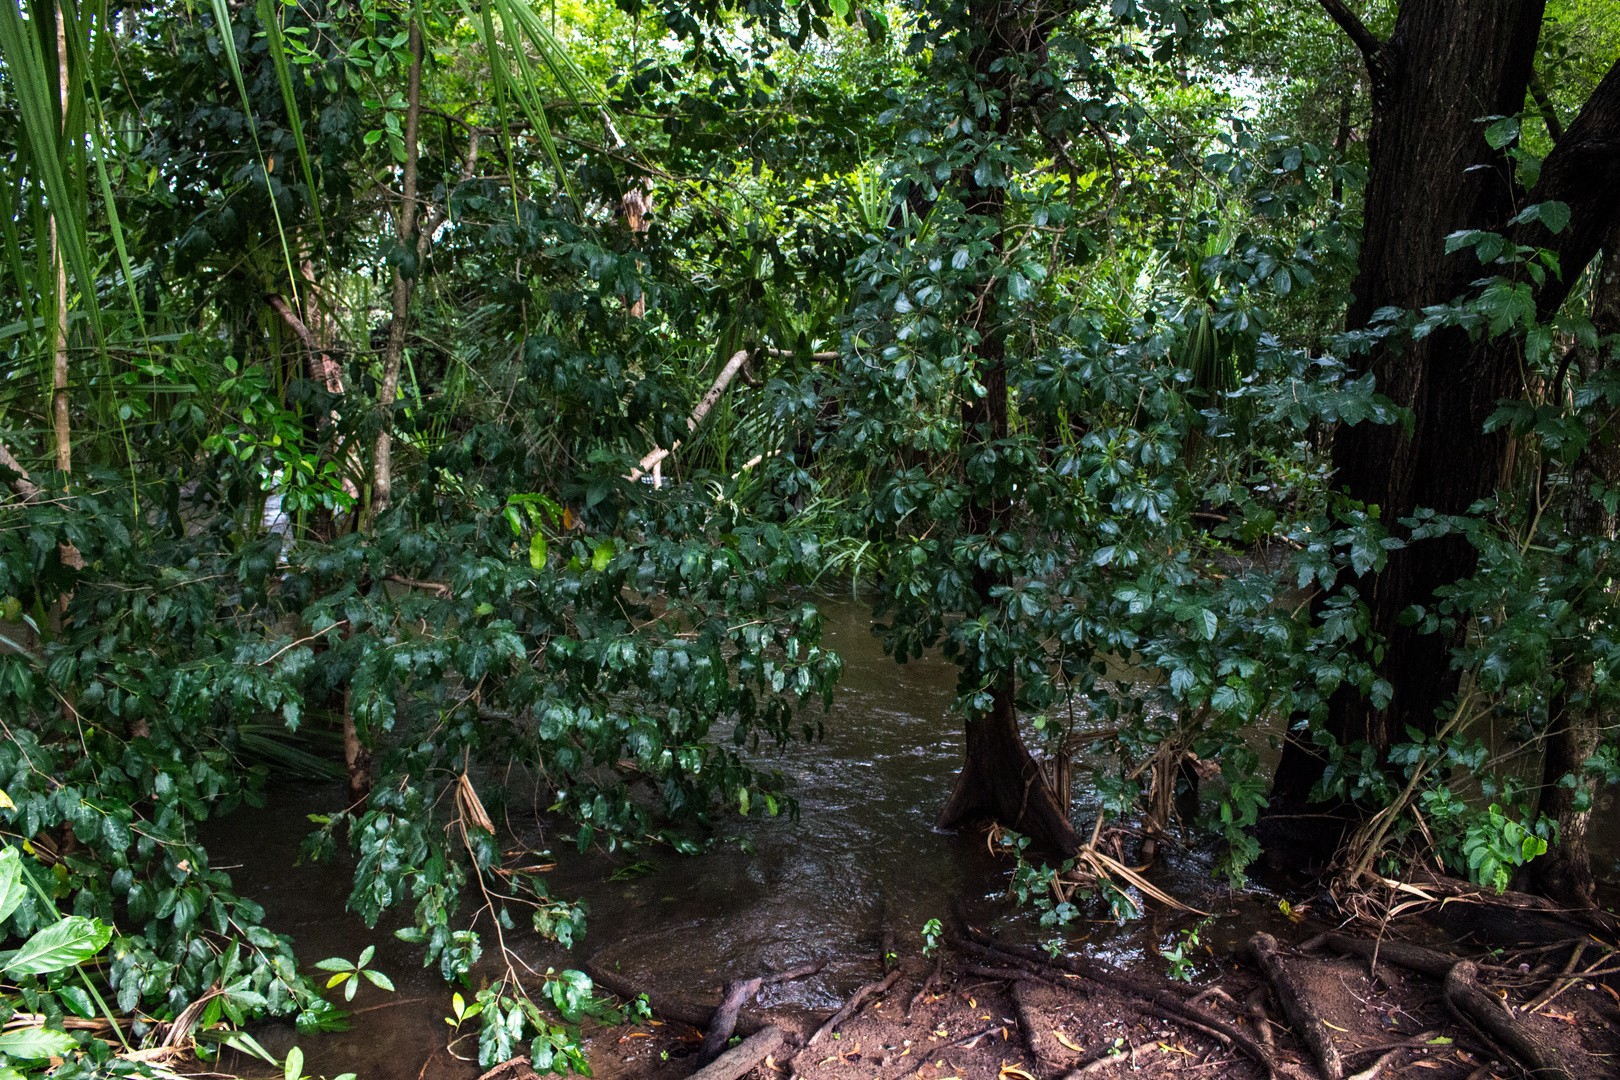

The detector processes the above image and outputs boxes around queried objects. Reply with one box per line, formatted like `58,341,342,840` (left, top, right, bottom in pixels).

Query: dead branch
629,348,751,484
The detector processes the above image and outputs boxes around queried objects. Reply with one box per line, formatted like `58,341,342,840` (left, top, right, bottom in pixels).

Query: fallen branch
1244,932,1343,1080
698,977,763,1066
1443,960,1569,1080
806,967,901,1046
689,1026,784,1080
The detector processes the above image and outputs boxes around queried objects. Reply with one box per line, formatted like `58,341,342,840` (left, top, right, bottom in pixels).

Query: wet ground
199,600,1620,1079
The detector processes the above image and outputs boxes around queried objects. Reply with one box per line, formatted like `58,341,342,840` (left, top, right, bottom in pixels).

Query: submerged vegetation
0,0,1618,1074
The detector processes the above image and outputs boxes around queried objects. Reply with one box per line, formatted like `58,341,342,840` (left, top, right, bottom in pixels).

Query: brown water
202,600,1620,1078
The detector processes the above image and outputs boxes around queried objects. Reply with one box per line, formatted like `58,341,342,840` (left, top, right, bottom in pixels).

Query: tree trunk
369,11,422,522
936,0,1079,858
938,680,1080,855
1532,223,1620,907
1272,5,1620,814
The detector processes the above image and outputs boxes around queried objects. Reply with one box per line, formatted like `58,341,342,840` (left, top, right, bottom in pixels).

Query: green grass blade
256,0,325,245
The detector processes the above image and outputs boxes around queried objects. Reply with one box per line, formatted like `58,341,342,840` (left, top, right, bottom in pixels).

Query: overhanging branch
1317,0,1389,104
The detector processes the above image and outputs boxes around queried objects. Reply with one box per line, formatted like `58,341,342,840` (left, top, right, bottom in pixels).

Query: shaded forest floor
567,926,1620,1080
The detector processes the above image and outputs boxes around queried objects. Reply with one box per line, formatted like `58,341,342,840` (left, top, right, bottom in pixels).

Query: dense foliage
0,0,1618,1075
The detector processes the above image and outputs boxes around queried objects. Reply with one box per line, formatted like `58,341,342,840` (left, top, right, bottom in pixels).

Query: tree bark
935,0,1079,858
1272,8,1620,815
1532,222,1620,906
370,11,422,522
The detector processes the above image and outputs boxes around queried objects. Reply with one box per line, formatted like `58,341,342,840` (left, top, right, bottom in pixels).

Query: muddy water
203,600,1619,1078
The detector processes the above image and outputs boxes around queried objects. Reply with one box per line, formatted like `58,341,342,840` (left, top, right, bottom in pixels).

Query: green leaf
284,1045,305,1080
2,916,111,975
592,541,613,572
358,945,374,968
0,1027,78,1059
529,532,548,570
0,847,26,923
362,968,395,992
1484,117,1519,149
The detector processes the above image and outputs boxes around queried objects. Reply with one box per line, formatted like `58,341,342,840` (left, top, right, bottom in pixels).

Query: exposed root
1244,932,1343,1080
806,968,902,1047
1443,960,1571,1080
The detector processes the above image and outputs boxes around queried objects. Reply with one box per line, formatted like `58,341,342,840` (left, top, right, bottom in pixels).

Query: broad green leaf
591,541,613,571
362,968,395,991
0,847,25,922
529,532,548,569
0,1027,77,1059
2,916,112,975
284,1045,305,1080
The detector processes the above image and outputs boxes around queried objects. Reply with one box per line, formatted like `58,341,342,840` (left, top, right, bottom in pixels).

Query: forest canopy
1,0,1618,1074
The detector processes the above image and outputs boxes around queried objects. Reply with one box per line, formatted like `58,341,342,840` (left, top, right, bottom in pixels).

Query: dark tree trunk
935,0,1079,857
938,676,1080,855
1532,223,1620,907
1272,5,1620,813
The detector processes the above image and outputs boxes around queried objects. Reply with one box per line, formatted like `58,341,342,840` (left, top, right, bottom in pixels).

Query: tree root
909,953,945,1016
952,933,1276,1079
806,967,902,1047
1244,987,1274,1049
1244,932,1344,1080
1010,979,1060,1077
1299,931,1466,980
698,977,763,1066
1443,960,1571,1080
583,960,771,1038
1062,1040,1162,1078
688,1025,785,1080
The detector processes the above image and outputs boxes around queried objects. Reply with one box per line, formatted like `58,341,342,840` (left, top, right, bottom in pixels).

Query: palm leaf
206,0,301,291
0,0,101,340
256,0,326,245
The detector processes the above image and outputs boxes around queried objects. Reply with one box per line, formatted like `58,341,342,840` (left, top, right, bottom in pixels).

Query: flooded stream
202,600,1620,1078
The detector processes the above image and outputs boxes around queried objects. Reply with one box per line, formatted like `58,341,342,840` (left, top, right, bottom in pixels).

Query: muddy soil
568,929,1620,1080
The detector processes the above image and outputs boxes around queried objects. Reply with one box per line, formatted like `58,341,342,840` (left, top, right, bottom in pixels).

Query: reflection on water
202,599,1620,1078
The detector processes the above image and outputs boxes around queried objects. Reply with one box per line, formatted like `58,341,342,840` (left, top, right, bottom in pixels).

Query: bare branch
1316,0,1385,83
